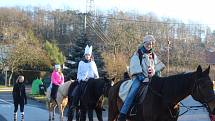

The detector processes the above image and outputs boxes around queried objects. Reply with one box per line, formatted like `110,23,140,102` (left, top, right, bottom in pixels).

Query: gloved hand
148,66,155,77
136,74,145,82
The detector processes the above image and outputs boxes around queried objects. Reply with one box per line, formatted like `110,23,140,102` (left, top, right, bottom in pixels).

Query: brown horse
108,65,215,121
47,80,75,121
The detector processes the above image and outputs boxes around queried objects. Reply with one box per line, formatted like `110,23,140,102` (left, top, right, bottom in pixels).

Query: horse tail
108,85,120,121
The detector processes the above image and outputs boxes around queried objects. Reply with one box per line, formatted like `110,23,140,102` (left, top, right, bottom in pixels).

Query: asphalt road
0,90,211,121
0,91,108,121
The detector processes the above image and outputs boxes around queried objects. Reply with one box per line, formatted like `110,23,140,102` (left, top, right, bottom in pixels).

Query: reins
178,102,206,116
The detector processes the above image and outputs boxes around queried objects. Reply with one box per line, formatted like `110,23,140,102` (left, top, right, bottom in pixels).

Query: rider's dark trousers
51,84,59,100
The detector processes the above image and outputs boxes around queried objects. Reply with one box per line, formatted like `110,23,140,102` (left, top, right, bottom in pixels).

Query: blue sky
0,0,215,28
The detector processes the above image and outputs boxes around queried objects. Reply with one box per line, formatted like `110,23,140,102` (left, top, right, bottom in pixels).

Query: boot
14,112,17,121
21,112,24,121
118,113,126,121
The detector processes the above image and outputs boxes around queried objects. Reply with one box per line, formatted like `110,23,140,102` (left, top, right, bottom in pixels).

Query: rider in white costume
67,45,99,121
77,45,99,82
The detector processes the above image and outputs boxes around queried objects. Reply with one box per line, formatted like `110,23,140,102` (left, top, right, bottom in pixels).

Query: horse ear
111,77,115,82
203,65,210,75
104,76,107,80
197,65,202,73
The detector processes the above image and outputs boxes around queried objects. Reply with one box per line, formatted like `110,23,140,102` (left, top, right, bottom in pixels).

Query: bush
102,52,129,82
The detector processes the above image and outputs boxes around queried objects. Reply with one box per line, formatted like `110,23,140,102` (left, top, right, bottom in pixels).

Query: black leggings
51,84,59,100
14,103,24,112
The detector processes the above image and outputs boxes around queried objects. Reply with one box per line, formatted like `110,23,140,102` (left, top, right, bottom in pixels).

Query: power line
86,19,109,43
71,13,214,27
86,17,112,41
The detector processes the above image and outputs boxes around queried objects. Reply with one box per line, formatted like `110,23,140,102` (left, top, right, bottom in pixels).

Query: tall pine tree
71,33,90,63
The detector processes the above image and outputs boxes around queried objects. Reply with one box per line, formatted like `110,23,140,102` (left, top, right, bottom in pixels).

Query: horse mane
150,72,195,103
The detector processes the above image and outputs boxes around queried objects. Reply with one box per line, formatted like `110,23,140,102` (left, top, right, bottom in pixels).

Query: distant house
0,44,14,63
205,48,215,64
205,48,215,81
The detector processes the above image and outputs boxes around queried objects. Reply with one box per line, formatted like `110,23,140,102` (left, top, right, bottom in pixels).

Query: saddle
130,84,148,116
119,80,149,116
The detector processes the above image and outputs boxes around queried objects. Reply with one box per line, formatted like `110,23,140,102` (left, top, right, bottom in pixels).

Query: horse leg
59,104,64,121
52,105,56,120
76,107,81,121
108,98,119,121
68,107,76,121
48,102,52,121
80,107,87,121
88,108,94,121
95,107,103,121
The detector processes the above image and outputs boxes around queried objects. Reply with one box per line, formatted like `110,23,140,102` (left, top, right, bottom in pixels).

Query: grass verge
27,93,47,103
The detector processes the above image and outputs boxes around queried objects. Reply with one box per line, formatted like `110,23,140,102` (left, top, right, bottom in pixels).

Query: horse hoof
52,118,54,120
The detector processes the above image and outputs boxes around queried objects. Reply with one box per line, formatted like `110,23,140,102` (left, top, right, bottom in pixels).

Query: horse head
191,65,215,114
103,77,114,97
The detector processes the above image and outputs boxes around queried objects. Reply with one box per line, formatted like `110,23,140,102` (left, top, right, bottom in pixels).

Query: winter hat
138,35,156,49
143,35,156,44
54,64,61,69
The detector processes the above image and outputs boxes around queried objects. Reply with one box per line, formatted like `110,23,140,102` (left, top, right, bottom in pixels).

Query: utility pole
167,36,170,76
85,0,96,31
86,0,96,16
84,0,96,38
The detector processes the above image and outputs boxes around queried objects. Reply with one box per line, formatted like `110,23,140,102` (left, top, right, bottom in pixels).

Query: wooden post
4,66,9,86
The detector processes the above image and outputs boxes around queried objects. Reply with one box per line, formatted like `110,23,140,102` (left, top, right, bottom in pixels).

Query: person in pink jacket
51,64,64,100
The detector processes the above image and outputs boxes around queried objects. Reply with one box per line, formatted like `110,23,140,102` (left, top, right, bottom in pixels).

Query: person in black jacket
12,75,27,121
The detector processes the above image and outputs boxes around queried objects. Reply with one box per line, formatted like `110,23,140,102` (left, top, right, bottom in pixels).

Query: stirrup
129,106,137,116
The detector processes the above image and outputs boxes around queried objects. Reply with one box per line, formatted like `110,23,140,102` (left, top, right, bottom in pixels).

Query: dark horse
108,65,215,121
68,77,113,121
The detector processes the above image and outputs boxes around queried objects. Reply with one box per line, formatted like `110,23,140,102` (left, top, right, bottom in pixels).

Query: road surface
0,88,211,121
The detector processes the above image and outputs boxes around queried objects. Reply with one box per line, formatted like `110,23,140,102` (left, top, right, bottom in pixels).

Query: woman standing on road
12,75,27,121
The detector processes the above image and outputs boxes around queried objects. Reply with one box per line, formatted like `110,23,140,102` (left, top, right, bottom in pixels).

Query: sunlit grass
0,85,13,88
27,94,47,102
0,85,13,92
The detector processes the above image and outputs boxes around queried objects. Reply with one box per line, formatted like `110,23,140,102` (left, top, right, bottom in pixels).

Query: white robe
77,60,99,82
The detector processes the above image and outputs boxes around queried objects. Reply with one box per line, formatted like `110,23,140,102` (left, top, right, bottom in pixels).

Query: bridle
191,77,215,114
191,77,215,105
148,76,215,118
168,77,215,118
